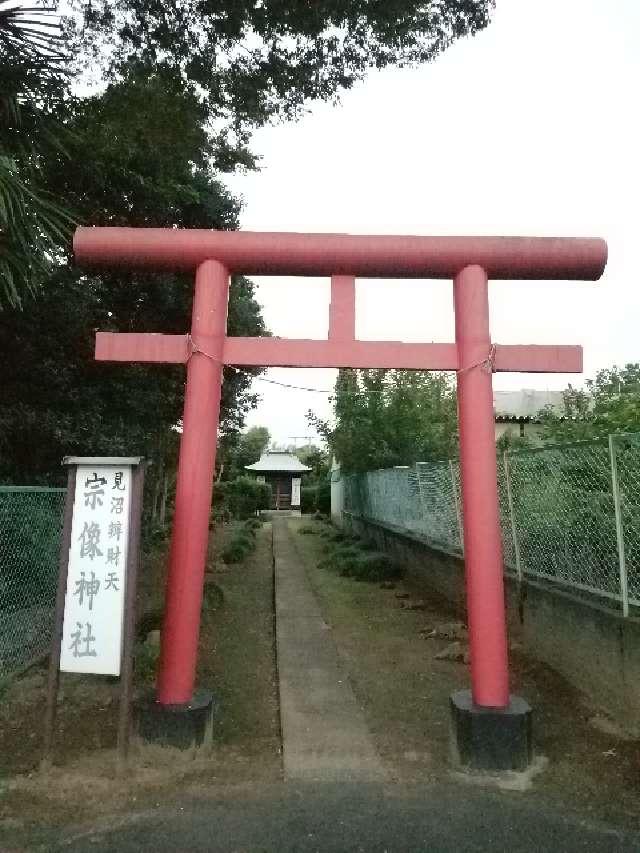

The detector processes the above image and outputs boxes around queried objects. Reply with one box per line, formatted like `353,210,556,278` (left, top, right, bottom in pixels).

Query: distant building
245,451,310,512
493,389,565,444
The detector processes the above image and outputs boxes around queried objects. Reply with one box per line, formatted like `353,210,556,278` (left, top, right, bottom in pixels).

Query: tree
310,368,458,473
66,1,493,162
0,72,266,484
295,444,330,484
0,0,496,481
540,364,640,444
220,426,271,479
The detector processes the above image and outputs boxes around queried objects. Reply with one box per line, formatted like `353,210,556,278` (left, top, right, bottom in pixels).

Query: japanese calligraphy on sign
60,464,132,675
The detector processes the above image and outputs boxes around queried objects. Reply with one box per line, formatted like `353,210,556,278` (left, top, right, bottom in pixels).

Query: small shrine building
245,451,310,512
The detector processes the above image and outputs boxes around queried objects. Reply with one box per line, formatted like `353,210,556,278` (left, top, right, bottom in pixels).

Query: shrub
301,481,331,515
213,477,272,520
235,530,253,549
298,523,319,535
316,481,331,515
301,486,317,514
350,551,401,582
334,545,362,576
317,538,402,583
220,525,259,564
318,543,360,575
221,539,249,564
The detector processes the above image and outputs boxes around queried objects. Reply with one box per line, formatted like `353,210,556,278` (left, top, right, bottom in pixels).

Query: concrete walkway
273,518,386,782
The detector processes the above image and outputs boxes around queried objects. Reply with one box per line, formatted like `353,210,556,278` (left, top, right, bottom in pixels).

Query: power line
227,363,459,397
188,337,459,396
227,364,334,393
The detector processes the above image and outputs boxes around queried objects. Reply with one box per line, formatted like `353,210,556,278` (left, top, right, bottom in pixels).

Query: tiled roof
493,389,565,418
245,451,311,473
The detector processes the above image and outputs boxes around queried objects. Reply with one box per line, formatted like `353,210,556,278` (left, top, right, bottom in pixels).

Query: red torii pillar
74,228,606,766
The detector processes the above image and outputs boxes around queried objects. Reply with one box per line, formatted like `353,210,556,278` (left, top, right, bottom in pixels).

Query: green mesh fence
0,487,66,676
342,432,640,614
611,433,640,605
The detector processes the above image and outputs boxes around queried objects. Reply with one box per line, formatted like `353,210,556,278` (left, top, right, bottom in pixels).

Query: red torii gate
74,228,606,763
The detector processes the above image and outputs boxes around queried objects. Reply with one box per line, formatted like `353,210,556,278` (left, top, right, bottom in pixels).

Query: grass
0,520,282,848
134,640,160,685
0,674,10,701
197,522,280,751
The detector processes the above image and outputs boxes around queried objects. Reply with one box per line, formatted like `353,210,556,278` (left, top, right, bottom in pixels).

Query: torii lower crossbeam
75,228,606,754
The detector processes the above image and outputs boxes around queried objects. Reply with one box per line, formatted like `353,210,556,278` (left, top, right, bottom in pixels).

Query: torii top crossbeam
76,228,606,374
75,227,606,279
73,226,607,715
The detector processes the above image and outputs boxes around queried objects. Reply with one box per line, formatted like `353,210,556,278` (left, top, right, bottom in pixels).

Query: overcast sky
225,0,640,447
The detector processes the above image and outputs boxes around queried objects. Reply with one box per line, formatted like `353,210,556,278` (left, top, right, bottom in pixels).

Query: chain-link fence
0,487,66,677
343,432,640,615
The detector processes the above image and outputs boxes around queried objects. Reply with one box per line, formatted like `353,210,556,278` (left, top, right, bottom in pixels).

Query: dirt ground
290,517,640,830
0,521,280,845
2,513,640,848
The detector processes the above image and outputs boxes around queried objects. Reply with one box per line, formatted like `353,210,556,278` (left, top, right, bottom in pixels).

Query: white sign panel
291,477,301,508
60,465,131,676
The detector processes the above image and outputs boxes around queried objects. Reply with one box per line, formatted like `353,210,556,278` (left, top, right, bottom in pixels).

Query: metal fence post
449,460,464,551
503,452,522,582
609,434,630,617
414,464,427,530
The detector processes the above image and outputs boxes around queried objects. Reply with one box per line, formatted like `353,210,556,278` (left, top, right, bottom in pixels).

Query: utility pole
288,435,314,450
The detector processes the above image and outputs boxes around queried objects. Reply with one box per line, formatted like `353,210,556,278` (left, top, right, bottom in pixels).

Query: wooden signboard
291,477,301,508
43,457,145,773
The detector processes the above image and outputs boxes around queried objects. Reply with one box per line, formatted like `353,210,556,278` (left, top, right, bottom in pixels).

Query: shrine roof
493,389,565,419
245,451,311,473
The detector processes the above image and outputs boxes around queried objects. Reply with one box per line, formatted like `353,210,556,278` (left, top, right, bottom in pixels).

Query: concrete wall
494,421,545,446
345,514,640,733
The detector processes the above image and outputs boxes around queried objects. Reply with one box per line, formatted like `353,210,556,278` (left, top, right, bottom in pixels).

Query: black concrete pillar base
135,689,216,750
450,689,532,772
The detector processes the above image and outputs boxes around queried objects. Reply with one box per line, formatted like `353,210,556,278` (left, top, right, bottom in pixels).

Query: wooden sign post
42,457,145,774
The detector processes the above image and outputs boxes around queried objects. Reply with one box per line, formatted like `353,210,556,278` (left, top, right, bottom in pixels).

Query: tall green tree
0,72,265,484
310,368,458,473
540,364,640,443
68,1,494,140
295,444,330,485
0,0,496,481
220,425,271,479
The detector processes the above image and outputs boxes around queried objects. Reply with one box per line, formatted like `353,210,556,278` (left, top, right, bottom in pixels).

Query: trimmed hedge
213,476,271,520
317,529,402,583
301,481,331,515
220,517,263,564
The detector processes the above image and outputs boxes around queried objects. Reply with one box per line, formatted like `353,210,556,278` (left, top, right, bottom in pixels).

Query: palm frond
0,155,75,308
0,3,74,306
0,3,65,62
